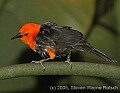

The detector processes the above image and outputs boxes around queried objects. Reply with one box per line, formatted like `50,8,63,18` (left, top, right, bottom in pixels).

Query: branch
0,62,120,80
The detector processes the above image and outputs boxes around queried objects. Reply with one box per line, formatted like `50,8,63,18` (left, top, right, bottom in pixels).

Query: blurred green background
0,0,119,92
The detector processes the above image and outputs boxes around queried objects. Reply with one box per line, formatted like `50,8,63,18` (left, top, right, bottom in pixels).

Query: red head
11,23,40,51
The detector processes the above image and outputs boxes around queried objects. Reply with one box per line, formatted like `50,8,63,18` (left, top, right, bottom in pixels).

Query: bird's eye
24,33,28,36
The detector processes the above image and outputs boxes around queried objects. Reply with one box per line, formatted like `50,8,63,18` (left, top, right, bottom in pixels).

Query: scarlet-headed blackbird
11,21,117,71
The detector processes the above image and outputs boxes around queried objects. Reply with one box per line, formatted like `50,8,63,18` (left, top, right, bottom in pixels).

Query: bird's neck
27,40,36,51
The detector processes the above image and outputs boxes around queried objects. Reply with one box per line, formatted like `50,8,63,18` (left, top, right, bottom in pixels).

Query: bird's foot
65,60,72,69
31,58,50,72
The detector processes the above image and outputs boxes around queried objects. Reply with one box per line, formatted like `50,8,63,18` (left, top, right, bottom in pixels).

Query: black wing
38,22,83,47
35,22,84,57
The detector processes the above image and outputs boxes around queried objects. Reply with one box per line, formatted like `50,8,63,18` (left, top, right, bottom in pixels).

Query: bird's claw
65,60,72,69
31,60,45,72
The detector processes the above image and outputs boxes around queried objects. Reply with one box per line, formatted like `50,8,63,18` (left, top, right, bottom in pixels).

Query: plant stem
0,62,120,80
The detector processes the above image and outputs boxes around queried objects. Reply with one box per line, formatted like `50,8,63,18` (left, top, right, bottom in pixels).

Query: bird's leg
65,52,72,69
31,58,50,72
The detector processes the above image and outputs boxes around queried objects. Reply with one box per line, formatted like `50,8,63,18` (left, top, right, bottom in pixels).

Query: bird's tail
90,48,117,62
73,43,117,62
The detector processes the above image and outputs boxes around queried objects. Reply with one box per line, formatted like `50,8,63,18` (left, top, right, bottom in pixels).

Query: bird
11,21,117,71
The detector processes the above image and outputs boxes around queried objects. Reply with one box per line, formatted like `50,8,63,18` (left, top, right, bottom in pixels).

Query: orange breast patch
46,47,56,59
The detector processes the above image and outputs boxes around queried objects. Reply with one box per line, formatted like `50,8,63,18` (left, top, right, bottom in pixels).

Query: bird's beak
11,33,23,40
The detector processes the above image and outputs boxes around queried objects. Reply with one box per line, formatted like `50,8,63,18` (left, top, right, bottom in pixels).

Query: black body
35,22,116,62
